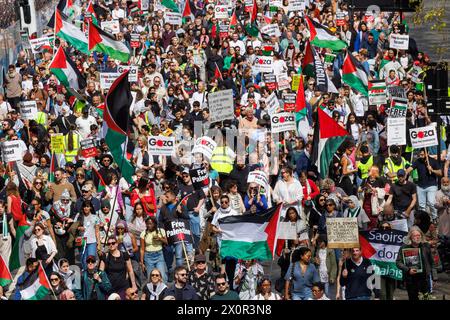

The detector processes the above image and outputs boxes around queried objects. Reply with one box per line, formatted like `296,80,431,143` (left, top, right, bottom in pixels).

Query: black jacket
340,257,380,299
163,284,200,300
396,242,435,280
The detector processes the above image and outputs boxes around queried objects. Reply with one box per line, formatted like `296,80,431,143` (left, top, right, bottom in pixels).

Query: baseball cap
194,254,206,263
397,169,406,177
86,255,96,262
81,184,91,191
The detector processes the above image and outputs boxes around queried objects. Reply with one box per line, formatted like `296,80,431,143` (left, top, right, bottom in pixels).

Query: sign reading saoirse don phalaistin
326,218,360,249
208,89,234,123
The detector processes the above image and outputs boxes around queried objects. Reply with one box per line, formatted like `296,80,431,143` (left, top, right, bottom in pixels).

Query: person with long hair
76,200,100,271
252,277,281,300
6,181,23,224
102,172,126,221
130,175,157,217
273,166,304,220
28,222,58,277
49,272,68,298
141,268,168,300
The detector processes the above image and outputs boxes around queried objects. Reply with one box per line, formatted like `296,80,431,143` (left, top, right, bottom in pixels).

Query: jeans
292,288,313,300
81,243,97,271
417,185,438,220
174,241,193,267
163,245,174,275
347,296,371,300
143,250,168,283
189,211,201,250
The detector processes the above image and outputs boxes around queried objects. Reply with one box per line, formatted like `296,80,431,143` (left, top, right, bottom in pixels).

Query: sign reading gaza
409,124,438,149
148,136,175,156
270,112,296,133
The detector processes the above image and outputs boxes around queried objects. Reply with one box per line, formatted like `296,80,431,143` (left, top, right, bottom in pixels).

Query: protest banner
336,11,346,26
215,5,229,19
130,33,140,48
266,92,281,115
277,73,290,91
388,98,408,118
360,229,408,280
189,167,210,190
409,123,438,149
326,218,359,249
208,89,234,123
165,218,192,245
282,93,296,112
100,73,120,90
368,80,387,105
260,24,281,37
192,136,217,159
254,56,273,73
219,23,229,38
263,73,277,90
402,248,423,273
390,34,410,50
117,65,138,82
50,134,65,154
387,86,407,99
270,112,296,133
20,101,38,120
164,12,182,25
244,0,253,12
101,20,120,34
80,139,99,158
148,136,175,156
291,74,301,91
247,170,269,189
277,222,298,240
288,0,306,11
29,36,54,54
1,141,23,162
387,117,406,146
269,0,282,11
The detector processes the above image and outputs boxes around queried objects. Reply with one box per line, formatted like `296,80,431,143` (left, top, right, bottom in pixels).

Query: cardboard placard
282,93,296,112
277,73,290,91
20,101,38,120
219,23,229,39
165,219,192,245
192,136,217,160
390,34,410,50
164,12,182,25
214,5,229,19
100,73,120,90
101,20,120,34
288,0,306,12
247,170,269,189
260,24,281,37
208,89,234,123
266,92,281,115
326,218,359,249
80,139,99,158
270,112,296,133
1,141,23,162
189,166,210,190
387,86,407,99
117,65,138,82
387,117,406,146
50,134,65,154
130,33,140,48
409,123,438,149
277,222,298,240
148,136,175,155
388,98,408,118
254,56,274,73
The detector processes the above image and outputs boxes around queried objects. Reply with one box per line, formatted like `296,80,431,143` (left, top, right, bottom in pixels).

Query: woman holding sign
273,166,304,221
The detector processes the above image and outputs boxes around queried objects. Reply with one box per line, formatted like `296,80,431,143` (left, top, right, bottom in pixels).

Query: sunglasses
221,201,229,204
50,278,60,281
151,274,161,277
108,242,117,245
87,260,96,264
196,261,206,264
178,273,187,277
35,228,43,232
216,282,226,286
326,203,335,207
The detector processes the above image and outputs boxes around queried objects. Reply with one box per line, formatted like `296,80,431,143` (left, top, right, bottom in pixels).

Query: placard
283,93,296,112
29,36,54,54
277,73,290,91
388,98,407,118
409,123,438,149
189,166,210,190
101,20,120,34
387,86,407,99
368,80,387,105
192,136,217,159
254,56,273,73
117,65,138,82
130,33,140,48
402,248,423,273
263,73,277,90
291,74,301,91
164,12,182,25
148,136,175,155
244,0,253,12
387,117,406,146
390,34,410,50
270,112,296,133
214,5,229,19
1,141,23,162
50,134,65,154
266,92,281,115
336,11,346,26
20,101,38,120
100,73,120,90
324,53,336,67
277,222,297,240
247,170,269,189
80,139,99,158
208,89,234,123
219,23,229,39
165,218,192,245
288,0,306,12
326,218,359,249
260,24,281,37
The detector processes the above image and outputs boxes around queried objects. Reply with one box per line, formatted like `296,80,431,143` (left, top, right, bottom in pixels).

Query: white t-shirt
76,115,97,139
82,214,100,244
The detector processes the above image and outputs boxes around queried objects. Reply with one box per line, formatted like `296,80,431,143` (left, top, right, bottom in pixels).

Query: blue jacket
243,194,268,214
295,151,312,176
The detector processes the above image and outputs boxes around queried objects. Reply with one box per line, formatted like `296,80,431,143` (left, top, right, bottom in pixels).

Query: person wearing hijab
343,196,370,230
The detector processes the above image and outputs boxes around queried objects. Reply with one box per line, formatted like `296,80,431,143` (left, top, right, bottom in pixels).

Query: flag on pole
54,9,89,54
245,0,259,37
49,46,87,90
229,10,237,30
9,215,31,271
302,41,315,77
342,51,369,96
305,16,348,51
161,0,180,12
19,262,52,300
214,63,223,81
88,22,131,63
48,152,59,183
295,75,310,141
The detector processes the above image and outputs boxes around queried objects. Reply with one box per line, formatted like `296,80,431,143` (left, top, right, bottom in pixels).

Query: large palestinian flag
360,229,408,280
88,22,131,63
9,215,31,271
218,205,282,261
310,108,349,178
295,74,310,141
54,9,89,54
19,263,51,300
0,255,12,288
47,0,74,28
305,16,347,51
342,52,369,96
302,41,315,77
49,46,86,90
103,71,134,184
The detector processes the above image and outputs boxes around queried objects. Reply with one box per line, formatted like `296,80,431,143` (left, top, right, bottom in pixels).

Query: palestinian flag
182,0,194,22
88,22,131,63
218,205,282,261
19,262,51,300
9,215,30,271
214,63,223,81
245,0,259,37
295,75,310,141
85,0,99,26
55,9,89,54
91,163,107,192
48,152,59,183
49,46,87,90
103,72,135,184
360,229,407,280
47,0,74,28
229,10,237,30
302,41,315,77
161,0,180,12
310,108,349,178
305,16,347,51
262,44,274,56
342,52,369,96
0,255,12,287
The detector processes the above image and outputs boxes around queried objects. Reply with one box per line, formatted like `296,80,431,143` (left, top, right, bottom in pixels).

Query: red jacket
301,179,320,206
130,186,157,217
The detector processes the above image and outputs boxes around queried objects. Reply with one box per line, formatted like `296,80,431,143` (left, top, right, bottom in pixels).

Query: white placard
1,141,23,162
20,101,38,120
277,222,297,240
254,56,273,73
247,170,269,189
214,5,229,19
277,73,290,91
288,0,306,11
117,65,138,82
101,20,120,34
100,73,120,90
409,123,438,149
164,12,182,25
326,218,360,249
29,36,54,54
266,92,281,115
208,89,234,123
387,117,406,146
260,24,281,37
270,112,296,133
148,136,175,156
389,34,409,50
192,136,217,160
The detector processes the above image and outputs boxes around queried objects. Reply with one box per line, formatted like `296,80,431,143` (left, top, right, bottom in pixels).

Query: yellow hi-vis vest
63,133,80,163
210,146,234,174
36,111,47,128
358,156,374,180
384,157,406,182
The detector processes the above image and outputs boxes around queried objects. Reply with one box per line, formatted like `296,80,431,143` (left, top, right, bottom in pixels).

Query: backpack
328,153,343,182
